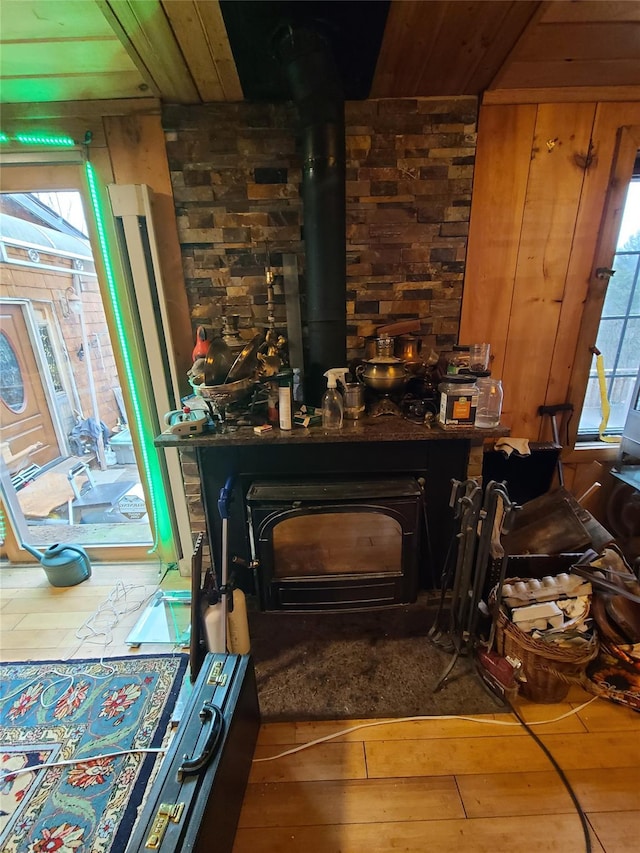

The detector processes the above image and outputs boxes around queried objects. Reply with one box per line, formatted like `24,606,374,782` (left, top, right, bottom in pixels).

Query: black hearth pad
247,595,503,721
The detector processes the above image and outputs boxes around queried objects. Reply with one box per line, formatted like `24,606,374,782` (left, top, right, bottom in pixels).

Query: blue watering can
22,542,92,587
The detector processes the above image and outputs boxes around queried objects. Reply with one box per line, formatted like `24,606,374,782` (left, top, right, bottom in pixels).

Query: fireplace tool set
430,478,520,696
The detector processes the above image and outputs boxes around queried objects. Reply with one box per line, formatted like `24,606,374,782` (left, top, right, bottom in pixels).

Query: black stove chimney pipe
274,24,347,406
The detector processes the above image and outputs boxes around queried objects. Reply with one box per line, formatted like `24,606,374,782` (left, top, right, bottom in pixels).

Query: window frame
578,185,640,441
566,125,640,462
0,162,177,566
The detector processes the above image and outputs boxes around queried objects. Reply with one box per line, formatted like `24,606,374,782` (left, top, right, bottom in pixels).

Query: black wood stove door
196,437,469,603
246,478,422,611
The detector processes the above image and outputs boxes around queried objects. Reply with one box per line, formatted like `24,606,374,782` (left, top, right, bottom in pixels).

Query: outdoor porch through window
0,190,153,550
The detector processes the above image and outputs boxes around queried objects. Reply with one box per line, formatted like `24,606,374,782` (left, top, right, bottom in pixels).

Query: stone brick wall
344,98,476,358
163,97,477,557
162,96,477,363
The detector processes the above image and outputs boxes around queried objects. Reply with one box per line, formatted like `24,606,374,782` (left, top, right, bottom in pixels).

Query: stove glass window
272,511,402,578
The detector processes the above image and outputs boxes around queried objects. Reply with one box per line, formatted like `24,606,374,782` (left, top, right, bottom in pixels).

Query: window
0,332,24,411
578,161,640,440
0,190,153,552
0,159,189,569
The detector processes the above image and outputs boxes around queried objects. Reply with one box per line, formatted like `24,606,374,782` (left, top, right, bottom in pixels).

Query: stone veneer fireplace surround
163,95,477,366
162,94,478,555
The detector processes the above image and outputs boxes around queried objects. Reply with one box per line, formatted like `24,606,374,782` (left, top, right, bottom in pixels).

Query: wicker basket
491,582,599,703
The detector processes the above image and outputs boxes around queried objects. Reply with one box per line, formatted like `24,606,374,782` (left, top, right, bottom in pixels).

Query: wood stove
246,478,422,611
155,418,508,613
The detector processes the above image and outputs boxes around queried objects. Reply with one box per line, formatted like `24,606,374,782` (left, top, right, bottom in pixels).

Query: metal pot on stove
394,334,422,362
355,357,409,392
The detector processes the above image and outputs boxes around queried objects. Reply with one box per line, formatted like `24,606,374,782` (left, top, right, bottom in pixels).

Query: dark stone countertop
155,416,509,449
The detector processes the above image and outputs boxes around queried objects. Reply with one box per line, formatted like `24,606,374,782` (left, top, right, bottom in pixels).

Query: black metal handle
177,702,225,781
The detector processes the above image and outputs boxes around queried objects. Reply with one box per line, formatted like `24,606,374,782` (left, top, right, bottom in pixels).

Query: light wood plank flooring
0,562,189,660
1,564,639,852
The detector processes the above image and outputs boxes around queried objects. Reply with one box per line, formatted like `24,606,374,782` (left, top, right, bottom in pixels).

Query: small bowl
197,376,255,403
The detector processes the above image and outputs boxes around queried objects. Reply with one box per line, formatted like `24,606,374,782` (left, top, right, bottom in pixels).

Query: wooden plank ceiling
1,0,639,107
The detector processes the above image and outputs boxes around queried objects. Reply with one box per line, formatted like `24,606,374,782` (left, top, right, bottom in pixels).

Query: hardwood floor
0,562,189,660
1,564,639,852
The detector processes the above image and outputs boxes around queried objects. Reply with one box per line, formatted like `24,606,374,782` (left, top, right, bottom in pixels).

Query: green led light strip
1,126,176,561
85,162,174,555
0,132,76,147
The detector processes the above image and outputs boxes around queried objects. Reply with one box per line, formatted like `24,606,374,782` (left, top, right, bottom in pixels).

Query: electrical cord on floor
253,695,599,761
253,697,597,851
1,573,189,784
507,698,592,853
1,580,178,710
0,748,167,783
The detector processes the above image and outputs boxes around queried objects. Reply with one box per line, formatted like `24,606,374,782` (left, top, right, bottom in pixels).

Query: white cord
0,748,167,782
1,582,156,707
69,580,154,658
253,696,600,762
1,575,185,783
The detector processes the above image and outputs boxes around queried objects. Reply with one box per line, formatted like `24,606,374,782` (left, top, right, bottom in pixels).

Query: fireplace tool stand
431,479,519,694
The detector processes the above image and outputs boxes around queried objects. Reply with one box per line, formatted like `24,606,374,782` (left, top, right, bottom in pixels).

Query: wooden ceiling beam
161,0,242,102
487,0,548,91
540,1,640,24
97,0,200,103
517,23,640,62
0,98,161,121
496,59,640,91
372,1,542,98
483,86,640,105
0,72,149,105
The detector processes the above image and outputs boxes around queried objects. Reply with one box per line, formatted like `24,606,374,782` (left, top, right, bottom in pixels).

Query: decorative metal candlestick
261,242,288,363
221,314,244,351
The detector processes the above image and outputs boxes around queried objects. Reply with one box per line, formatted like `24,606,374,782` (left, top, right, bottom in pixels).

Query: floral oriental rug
0,654,188,853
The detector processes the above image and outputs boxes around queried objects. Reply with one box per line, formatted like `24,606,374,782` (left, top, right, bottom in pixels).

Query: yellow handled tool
592,347,622,443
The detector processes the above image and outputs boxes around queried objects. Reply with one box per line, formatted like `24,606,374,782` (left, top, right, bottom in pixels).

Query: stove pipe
274,24,347,405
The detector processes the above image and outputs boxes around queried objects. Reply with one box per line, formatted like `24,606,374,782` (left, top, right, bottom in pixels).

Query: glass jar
342,381,365,420
375,335,394,358
446,345,470,375
474,373,503,428
438,375,478,426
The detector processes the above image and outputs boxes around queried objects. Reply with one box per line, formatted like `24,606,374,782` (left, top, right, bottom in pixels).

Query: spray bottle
322,368,349,429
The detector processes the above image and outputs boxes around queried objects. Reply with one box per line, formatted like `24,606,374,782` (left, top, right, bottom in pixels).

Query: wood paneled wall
460,99,640,444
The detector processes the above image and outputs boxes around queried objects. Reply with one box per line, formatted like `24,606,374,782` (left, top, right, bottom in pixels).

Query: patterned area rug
0,654,188,852
586,644,640,712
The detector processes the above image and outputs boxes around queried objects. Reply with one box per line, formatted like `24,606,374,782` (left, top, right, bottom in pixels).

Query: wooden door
0,301,62,473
